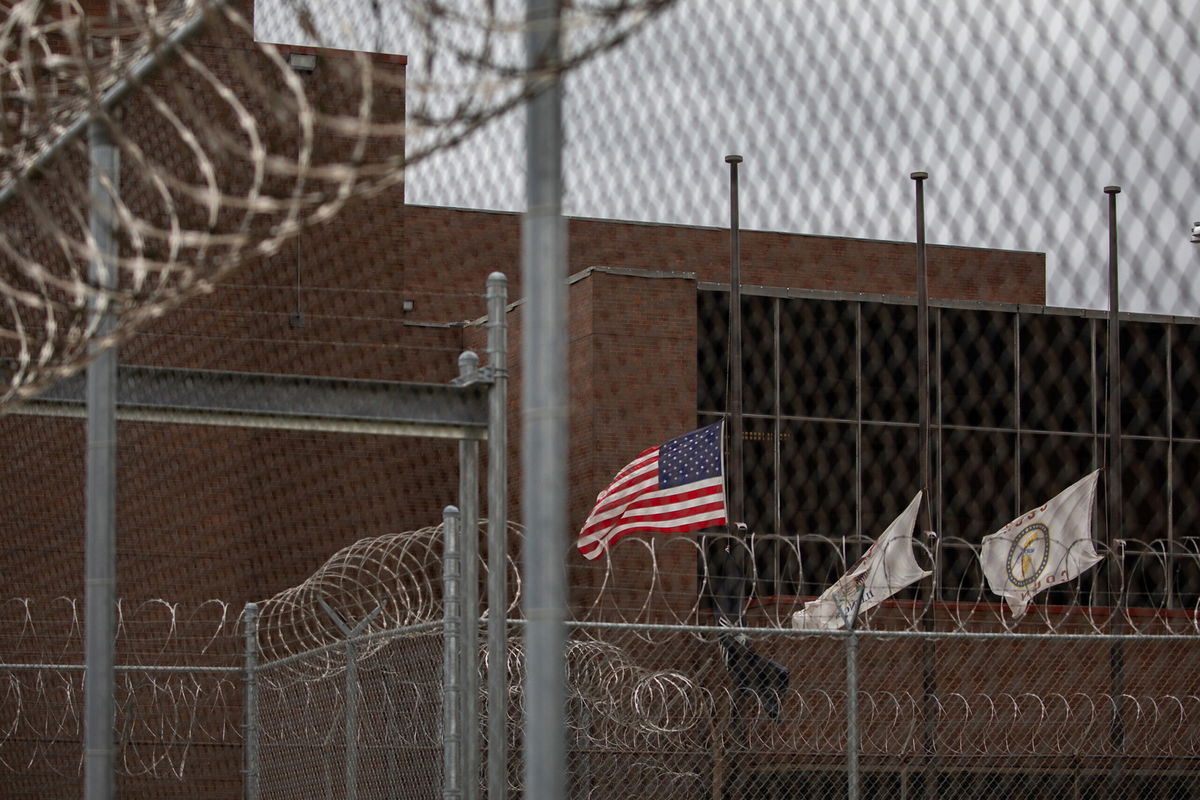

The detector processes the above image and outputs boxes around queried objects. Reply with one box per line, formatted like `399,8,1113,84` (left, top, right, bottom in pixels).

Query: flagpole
726,154,745,532
911,172,935,563
1104,185,1124,608
712,154,745,800
911,171,938,607
911,170,939,800
1104,184,1127,794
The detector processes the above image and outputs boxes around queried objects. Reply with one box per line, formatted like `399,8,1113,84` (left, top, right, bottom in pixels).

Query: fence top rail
561,619,1200,643
247,616,1200,672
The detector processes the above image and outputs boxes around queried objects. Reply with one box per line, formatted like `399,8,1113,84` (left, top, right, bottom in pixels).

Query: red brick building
32,4,1200,800
1,0,1047,604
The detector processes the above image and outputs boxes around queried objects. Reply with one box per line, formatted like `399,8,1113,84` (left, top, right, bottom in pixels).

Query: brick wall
4,209,1048,608
565,270,701,620
7,6,1194,797
404,205,1046,307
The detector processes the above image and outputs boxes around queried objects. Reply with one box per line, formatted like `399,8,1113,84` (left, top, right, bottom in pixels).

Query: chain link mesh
2,0,1199,797
243,524,1200,800
0,598,242,797
0,0,668,401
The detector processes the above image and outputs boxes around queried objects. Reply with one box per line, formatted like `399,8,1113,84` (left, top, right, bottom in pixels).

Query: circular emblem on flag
1005,523,1050,587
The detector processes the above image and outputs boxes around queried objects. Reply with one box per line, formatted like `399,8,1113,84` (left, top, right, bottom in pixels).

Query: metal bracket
318,597,384,639
451,367,497,387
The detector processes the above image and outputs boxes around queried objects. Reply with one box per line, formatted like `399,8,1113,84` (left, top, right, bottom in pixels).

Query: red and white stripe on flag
576,422,727,560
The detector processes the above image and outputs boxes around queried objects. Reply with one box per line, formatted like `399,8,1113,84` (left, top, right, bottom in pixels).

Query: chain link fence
3,0,1200,798
238,527,1200,800
253,626,446,800
2,533,1199,798
0,598,243,797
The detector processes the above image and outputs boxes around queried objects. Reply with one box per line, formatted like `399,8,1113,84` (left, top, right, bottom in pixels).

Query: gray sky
257,0,1200,315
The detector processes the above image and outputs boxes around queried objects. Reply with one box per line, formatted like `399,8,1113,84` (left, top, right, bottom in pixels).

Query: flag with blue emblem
577,421,727,560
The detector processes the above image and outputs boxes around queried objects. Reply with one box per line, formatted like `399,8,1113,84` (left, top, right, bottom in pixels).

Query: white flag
791,492,930,631
980,470,1103,619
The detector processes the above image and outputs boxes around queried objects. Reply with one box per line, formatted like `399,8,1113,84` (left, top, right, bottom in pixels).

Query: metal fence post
523,2,568,799
316,598,382,800
443,506,463,800
243,602,260,800
345,637,359,800
458,351,481,800
84,117,119,800
846,629,860,800
486,272,509,800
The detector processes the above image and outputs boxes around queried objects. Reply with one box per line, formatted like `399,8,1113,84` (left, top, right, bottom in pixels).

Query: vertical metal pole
912,171,935,601
486,273,510,800
934,309,944,535
725,154,745,528
911,171,933,541
385,670,400,800
458,351,481,800
1166,324,1175,610
911,170,938,800
1104,185,1124,605
772,297,781,543
1014,314,1023,517
855,304,863,544
84,117,119,800
523,2,567,799
243,603,260,800
846,629,860,800
317,599,382,800
443,506,463,800
345,638,359,800
720,155,746,795
1104,185,1126,796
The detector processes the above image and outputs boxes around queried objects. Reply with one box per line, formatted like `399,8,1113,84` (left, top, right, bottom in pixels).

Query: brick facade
0,5,1118,798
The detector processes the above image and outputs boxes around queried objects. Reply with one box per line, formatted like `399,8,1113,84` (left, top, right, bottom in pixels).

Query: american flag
576,422,727,560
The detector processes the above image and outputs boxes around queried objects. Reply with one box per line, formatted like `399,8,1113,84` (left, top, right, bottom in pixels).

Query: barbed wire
0,0,678,406
0,596,241,779
3,519,1199,785
252,520,523,680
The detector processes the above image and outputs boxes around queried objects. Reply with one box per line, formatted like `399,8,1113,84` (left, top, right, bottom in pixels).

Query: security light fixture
1191,221,1200,244
287,52,316,73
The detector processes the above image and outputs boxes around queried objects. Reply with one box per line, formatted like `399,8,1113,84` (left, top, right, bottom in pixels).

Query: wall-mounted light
1191,221,1199,244
402,299,415,312
287,52,317,73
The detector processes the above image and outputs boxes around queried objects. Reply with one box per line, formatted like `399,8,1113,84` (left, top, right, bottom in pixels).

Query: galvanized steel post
317,597,382,800
243,603,260,800
443,506,464,800
458,351,481,800
345,633,360,800
84,118,119,800
846,629,860,800
486,272,510,800
522,2,568,799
